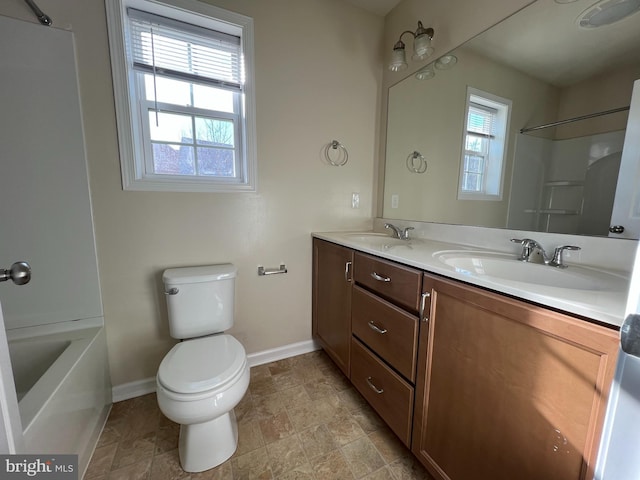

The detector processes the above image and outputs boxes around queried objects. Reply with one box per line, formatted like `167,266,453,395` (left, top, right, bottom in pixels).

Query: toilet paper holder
257,264,287,276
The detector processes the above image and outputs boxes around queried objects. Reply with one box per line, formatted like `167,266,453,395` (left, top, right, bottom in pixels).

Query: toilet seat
158,334,246,395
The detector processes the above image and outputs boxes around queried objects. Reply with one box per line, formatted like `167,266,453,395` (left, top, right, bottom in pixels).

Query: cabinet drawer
352,286,418,382
351,337,414,447
354,252,422,312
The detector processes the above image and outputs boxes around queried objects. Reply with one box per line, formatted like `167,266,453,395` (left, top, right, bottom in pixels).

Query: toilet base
178,410,238,472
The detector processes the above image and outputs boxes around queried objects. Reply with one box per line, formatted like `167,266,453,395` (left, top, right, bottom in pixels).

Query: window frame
138,89,242,180
106,0,257,192
457,87,511,201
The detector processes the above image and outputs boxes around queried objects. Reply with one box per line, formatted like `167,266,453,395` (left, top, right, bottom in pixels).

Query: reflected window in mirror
458,87,512,200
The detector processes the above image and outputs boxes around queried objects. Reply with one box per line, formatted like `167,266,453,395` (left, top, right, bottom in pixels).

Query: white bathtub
7,324,111,477
9,337,72,402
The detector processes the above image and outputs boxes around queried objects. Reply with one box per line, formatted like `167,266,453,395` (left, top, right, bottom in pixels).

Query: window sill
457,192,503,201
123,175,257,193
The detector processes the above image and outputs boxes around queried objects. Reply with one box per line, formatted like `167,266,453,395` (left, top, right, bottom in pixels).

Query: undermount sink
342,233,408,247
435,250,627,291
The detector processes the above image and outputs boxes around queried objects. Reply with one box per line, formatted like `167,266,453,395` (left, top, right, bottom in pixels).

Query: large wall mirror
383,0,640,239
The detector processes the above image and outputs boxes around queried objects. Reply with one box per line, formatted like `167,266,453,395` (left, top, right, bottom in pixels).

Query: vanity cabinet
352,251,422,312
351,286,419,382
351,336,415,446
413,274,619,480
349,252,422,446
312,239,353,376
311,237,618,480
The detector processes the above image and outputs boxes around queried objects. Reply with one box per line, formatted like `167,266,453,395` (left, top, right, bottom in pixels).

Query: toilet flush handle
165,288,179,295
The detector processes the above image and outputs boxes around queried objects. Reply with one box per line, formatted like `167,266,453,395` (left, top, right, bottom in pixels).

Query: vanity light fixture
415,55,457,80
415,63,435,80
388,21,435,72
435,54,458,70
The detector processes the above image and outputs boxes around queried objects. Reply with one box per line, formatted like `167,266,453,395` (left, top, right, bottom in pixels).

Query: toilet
156,264,249,473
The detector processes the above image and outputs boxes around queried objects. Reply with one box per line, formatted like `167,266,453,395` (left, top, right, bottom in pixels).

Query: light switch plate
352,192,360,209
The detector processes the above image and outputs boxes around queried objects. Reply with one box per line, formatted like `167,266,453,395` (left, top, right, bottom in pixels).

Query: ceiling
465,0,640,87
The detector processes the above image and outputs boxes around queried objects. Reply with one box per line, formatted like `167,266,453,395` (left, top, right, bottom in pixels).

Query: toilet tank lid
163,264,237,285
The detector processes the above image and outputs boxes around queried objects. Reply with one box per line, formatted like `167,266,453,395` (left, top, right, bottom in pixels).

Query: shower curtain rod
23,0,52,26
519,105,630,134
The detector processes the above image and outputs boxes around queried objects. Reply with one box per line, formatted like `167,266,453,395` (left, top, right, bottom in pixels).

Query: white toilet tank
163,264,237,339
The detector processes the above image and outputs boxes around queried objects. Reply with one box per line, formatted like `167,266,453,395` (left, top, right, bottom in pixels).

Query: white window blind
127,8,242,92
467,103,496,138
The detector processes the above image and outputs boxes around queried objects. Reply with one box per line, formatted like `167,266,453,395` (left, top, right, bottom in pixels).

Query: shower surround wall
0,15,110,476
510,131,625,235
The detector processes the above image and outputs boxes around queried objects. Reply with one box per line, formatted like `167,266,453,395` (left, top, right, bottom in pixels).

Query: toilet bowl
156,335,249,472
156,265,249,472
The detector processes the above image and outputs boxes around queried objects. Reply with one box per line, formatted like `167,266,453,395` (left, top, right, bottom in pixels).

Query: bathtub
7,324,111,477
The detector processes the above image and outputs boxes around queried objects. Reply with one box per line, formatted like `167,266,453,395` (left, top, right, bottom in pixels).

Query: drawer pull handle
371,272,391,282
366,377,384,394
368,321,388,334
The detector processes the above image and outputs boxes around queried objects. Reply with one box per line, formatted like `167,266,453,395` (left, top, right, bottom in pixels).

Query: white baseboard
246,339,320,367
112,377,157,403
111,339,321,403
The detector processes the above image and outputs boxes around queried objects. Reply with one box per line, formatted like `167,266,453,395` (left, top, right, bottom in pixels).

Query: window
458,88,511,200
106,0,256,192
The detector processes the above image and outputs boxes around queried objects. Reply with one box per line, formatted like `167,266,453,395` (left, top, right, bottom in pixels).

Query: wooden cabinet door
412,275,619,480
312,239,354,377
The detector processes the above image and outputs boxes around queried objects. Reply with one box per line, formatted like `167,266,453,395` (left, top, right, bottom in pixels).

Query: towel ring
324,140,349,166
406,151,427,174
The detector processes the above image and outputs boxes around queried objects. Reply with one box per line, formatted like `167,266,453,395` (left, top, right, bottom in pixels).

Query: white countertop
313,231,630,329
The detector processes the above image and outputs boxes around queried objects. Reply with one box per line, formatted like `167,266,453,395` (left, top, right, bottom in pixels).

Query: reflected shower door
610,80,640,239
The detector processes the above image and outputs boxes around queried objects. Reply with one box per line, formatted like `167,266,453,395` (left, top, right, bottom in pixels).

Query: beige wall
0,0,382,387
555,62,640,139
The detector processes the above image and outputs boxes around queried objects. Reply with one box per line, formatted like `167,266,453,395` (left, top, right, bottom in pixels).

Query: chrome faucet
511,238,549,264
384,223,414,240
511,238,581,268
549,245,581,269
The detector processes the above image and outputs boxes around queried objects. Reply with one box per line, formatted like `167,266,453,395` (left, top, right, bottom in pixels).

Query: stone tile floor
85,350,433,479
